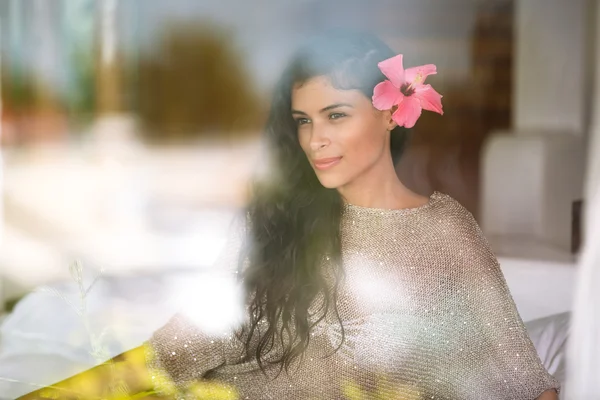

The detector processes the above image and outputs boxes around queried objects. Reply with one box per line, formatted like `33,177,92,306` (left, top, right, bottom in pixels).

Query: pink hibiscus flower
372,54,444,129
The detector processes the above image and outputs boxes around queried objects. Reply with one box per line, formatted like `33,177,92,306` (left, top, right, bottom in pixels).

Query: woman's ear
383,106,398,131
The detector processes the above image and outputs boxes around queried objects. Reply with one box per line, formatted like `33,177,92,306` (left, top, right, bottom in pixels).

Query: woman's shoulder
422,191,488,246
422,192,498,266
427,192,478,226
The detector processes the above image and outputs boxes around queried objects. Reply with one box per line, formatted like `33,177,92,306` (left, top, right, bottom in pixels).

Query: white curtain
565,1,600,395
566,185,600,398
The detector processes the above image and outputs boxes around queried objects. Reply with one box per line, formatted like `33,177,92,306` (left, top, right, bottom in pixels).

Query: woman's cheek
297,128,311,153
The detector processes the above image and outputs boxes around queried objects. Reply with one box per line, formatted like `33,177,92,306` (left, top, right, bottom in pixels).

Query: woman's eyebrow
319,103,353,112
291,103,353,115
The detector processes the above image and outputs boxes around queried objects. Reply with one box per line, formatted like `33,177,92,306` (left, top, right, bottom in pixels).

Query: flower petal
405,64,437,86
372,80,402,110
415,85,444,115
392,96,422,129
377,54,405,88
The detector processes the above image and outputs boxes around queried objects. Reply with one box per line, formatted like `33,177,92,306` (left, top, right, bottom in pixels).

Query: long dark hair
240,30,410,375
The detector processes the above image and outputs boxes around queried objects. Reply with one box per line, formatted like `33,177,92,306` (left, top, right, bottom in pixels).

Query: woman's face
292,76,394,190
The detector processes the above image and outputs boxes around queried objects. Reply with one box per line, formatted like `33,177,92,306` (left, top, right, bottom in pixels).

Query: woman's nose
309,126,330,151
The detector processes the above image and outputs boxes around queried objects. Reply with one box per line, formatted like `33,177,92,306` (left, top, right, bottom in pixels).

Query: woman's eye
329,112,346,120
295,118,310,126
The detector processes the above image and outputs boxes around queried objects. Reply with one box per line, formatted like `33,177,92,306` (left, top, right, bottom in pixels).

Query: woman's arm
16,344,159,399
440,206,561,398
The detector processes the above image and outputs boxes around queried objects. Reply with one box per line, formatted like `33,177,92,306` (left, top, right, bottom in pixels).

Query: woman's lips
313,156,342,170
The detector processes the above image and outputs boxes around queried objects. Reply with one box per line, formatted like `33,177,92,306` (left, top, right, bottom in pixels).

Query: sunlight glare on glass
177,272,246,336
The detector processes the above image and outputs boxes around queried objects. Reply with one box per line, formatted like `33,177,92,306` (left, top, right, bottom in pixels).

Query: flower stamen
400,83,415,97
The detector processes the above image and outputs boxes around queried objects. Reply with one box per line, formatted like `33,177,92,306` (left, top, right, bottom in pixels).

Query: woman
20,30,559,399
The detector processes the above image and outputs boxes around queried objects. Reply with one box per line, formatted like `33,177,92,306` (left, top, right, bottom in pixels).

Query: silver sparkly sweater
146,192,560,399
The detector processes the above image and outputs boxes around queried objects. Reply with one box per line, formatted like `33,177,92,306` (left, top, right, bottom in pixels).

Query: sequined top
146,192,560,399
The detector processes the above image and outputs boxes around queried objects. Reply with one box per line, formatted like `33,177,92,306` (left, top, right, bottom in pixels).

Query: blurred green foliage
136,21,266,142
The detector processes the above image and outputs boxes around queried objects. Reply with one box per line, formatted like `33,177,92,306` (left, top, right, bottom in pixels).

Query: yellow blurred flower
343,376,421,400
186,381,239,400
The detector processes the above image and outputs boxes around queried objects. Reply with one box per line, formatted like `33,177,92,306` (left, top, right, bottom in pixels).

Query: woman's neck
337,157,424,210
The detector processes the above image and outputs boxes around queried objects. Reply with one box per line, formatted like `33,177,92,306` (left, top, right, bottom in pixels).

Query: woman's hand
536,389,559,400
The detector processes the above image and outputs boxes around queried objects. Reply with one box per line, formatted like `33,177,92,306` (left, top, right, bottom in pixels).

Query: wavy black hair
240,30,410,375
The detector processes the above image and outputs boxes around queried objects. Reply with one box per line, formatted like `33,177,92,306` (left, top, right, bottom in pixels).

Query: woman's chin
315,175,345,190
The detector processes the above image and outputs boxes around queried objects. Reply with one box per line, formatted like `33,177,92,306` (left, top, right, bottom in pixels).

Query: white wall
585,0,600,209
514,0,589,134
481,0,591,257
